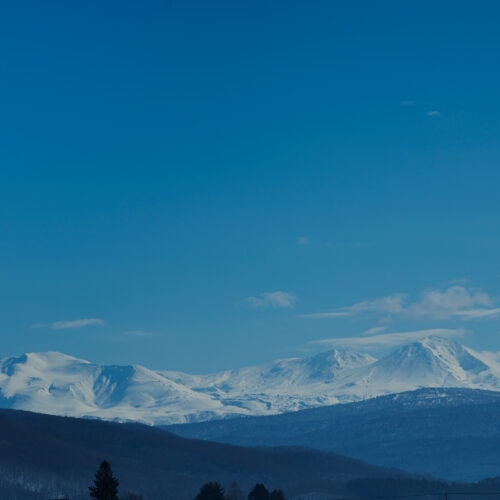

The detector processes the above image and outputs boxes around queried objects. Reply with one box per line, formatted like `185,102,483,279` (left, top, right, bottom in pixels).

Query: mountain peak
305,349,376,380
24,351,91,364
335,335,494,401
410,336,489,375
414,335,461,351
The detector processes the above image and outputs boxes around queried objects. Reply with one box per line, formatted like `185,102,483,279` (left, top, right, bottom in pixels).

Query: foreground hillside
1,337,500,424
0,408,429,500
168,387,500,481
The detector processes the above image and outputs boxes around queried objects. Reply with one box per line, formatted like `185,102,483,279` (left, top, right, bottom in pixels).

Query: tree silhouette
89,460,119,500
270,489,286,500
194,481,226,500
248,483,269,500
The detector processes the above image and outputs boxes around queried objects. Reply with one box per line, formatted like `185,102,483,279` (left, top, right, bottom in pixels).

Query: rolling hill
168,387,500,481
0,408,433,500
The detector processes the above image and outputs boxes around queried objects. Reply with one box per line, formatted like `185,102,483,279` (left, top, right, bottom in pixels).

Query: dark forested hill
0,408,426,500
167,388,500,482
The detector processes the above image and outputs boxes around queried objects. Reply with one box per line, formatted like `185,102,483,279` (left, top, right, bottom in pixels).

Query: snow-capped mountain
0,352,230,424
0,336,499,425
331,336,500,401
163,348,376,413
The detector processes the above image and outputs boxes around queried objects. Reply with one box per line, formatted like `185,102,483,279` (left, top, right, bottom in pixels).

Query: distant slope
0,352,227,424
0,408,432,500
168,388,500,482
0,348,377,423
334,337,498,399
1,337,500,424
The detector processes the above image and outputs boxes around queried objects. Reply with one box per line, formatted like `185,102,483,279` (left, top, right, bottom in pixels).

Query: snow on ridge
0,337,499,425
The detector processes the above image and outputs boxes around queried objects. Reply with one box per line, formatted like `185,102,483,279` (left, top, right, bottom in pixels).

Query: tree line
88,460,286,500
194,481,285,500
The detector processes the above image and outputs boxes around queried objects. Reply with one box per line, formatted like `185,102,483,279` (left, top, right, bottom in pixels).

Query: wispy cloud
303,294,406,319
311,328,466,349
297,236,310,245
303,310,353,319
453,308,500,319
406,286,497,320
245,291,297,309
363,326,386,336
477,350,500,367
400,100,415,106
31,318,106,330
427,110,441,117
304,286,499,322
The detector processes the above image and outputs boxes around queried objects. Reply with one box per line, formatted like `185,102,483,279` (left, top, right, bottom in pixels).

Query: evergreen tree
270,489,286,500
248,483,269,500
89,460,119,500
194,481,226,500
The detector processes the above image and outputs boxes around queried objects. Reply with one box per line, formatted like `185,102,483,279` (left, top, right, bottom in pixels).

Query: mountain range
1,336,499,425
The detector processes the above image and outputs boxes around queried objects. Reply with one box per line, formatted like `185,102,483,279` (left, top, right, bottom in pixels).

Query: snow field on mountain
1,336,499,424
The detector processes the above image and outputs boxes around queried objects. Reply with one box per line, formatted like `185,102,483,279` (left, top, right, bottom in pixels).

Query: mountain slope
163,348,377,412
0,337,499,424
0,352,229,424
331,337,500,401
0,408,426,500
0,348,376,423
168,387,500,481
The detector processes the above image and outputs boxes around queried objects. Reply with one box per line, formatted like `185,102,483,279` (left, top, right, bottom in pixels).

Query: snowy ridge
0,337,499,425
331,336,500,401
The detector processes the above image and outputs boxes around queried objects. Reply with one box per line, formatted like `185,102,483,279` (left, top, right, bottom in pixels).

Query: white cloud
477,350,500,367
348,294,406,314
303,294,406,319
454,308,500,319
363,326,386,336
304,286,499,322
407,286,495,320
302,310,353,319
297,236,310,245
245,291,297,309
32,318,106,330
311,328,466,349
400,100,415,106
427,110,441,117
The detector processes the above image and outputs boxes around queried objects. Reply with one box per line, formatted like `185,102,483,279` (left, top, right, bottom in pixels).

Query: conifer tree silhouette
89,460,119,500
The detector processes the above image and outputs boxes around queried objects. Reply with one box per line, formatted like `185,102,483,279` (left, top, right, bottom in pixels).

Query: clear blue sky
1,1,499,372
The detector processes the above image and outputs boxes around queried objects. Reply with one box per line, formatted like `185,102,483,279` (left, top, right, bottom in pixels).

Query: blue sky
1,1,499,373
